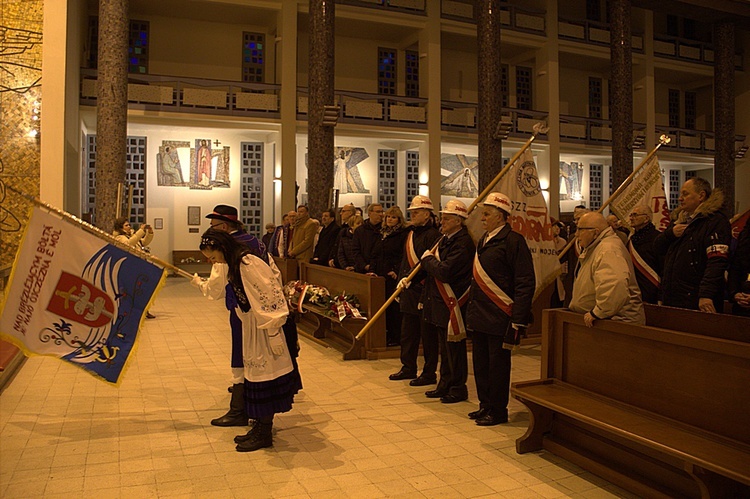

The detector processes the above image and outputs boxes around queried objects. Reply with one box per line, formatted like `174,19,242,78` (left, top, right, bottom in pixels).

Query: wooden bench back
543,309,750,445
273,256,299,284
300,263,385,321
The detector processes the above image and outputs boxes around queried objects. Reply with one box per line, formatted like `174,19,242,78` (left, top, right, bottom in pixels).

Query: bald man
569,212,644,326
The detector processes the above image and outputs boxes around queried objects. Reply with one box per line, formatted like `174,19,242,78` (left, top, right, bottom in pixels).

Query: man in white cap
420,200,475,403
389,195,441,384
465,192,535,426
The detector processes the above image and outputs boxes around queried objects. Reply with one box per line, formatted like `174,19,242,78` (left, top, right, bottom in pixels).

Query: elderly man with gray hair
570,212,645,327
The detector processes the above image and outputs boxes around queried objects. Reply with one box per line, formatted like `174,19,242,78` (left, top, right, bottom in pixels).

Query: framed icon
187,206,201,225
154,218,164,230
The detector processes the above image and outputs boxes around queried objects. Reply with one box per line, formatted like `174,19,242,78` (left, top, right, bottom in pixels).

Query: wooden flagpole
354,122,549,342
556,134,672,261
7,186,194,279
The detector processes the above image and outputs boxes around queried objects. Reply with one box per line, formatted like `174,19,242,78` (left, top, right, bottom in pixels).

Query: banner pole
7,186,194,279
354,122,549,343
557,134,672,261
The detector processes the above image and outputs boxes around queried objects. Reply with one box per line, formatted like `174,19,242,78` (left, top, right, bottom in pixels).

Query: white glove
561,262,569,275
422,250,433,260
397,278,411,290
268,331,285,356
190,273,203,288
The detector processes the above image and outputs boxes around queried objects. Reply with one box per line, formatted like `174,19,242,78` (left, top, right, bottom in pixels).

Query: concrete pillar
307,0,335,218
476,0,503,190
95,0,129,230
421,3,441,206
609,0,634,187
279,4,298,217
714,20,736,216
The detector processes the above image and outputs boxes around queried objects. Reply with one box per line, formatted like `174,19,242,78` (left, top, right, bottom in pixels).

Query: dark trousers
436,326,468,392
399,311,439,376
385,279,402,344
471,330,511,417
230,308,243,368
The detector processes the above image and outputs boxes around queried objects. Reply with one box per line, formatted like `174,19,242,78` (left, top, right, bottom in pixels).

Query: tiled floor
0,279,634,498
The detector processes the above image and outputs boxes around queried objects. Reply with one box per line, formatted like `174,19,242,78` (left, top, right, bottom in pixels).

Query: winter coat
311,221,340,265
337,228,357,270
654,190,731,311
466,224,535,335
397,222,441,315
372,225,409,278
627,222,662,304
570,227,645,324
352,220,382,273
420,226,475,328
728,221,750,316
289,214,318,262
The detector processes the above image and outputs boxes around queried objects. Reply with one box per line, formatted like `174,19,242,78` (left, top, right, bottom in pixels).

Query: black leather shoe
389,369,417,381
475,414,508,426
468,408,489,420
425,388,447,398
409,375,437,386
440,391,468,404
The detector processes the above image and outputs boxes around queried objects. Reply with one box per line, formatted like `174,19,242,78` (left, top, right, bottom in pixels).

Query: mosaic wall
0,0,43,277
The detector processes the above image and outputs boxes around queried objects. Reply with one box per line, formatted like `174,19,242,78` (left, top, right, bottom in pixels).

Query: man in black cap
204,205,266,427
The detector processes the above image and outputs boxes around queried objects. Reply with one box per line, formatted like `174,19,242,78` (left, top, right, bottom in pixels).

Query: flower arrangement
283,280,331,311
328,292,365,321
282,280,364,320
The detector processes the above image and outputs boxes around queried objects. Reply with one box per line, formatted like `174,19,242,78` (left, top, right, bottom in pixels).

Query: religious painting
156,140,190,186
333,146,369,194
189,138,230,190
441,153,479,198
559,161,584,201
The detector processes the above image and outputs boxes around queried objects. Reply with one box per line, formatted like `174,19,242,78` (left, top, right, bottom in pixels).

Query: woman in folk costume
192,229,301,452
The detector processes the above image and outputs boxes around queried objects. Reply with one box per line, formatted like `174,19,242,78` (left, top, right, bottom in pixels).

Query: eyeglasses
577,227,597,231
628,213,647,218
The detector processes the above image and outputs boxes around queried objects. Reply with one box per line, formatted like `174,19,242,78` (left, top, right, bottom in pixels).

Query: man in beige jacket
569,212,645,326
288,205,318,262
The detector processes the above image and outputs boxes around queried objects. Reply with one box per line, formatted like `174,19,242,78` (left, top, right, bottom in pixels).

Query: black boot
235,419,273,452
211,383,248,427
234,420,259,444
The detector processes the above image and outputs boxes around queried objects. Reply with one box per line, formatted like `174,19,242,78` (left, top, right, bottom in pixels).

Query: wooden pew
273,256,299,284
511,308,750,498
172,250,211,275
298,263,388,360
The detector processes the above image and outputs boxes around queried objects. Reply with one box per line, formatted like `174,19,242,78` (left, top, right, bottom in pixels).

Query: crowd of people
174,174,748,453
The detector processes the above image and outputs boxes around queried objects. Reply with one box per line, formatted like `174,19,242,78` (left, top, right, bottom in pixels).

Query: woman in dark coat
337,215,363,271
372,206,409,346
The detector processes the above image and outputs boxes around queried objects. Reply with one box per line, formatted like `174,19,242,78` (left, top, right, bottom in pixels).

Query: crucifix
213,139,221,147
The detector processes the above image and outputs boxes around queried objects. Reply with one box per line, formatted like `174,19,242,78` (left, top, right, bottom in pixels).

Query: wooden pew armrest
511,379,750,486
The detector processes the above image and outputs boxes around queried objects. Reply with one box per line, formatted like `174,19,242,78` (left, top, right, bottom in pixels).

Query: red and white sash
405,231,420,268
628,240,660,288
472,253,514,316
434,246,469,341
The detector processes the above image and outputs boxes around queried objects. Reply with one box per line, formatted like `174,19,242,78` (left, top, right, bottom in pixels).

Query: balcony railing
441,100,548,137
81,70,740,156
655,126,746,154
296,89,428,129
336,0,426,15
558,17,644,52
80,70,281,118
441,1,546,36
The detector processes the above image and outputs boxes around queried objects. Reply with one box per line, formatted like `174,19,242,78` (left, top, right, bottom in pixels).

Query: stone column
476,0,503,191
95,0,129,230
307,0,335,218
609,0,633,189
714,20,735,216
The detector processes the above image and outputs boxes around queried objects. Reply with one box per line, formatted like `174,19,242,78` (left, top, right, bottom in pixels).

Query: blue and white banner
0,207,166,384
